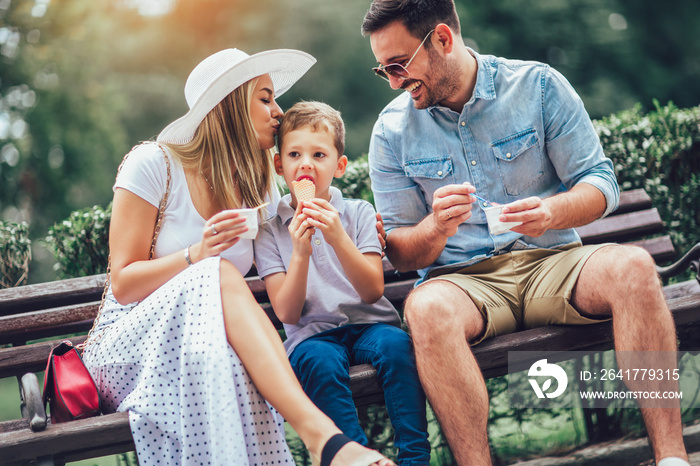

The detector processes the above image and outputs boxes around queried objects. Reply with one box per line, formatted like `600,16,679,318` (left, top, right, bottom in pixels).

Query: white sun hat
157,48,316,144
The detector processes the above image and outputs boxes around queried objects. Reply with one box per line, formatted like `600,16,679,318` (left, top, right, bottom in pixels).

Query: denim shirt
368,48,619,280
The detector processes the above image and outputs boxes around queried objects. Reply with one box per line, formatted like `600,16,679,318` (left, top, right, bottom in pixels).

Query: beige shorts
423,243,612,345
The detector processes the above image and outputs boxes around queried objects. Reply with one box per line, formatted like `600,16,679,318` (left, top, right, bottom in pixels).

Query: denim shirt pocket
403,156,455,203
492,128,544,196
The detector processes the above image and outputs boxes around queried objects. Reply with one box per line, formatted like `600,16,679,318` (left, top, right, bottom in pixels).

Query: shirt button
482,202,488,207
437,171,443,176
506,152,512,159
314,239,321,246
460,121,466,127
471,160,477,166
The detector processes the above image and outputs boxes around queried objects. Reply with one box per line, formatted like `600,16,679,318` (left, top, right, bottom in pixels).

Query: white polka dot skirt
84,257,293,465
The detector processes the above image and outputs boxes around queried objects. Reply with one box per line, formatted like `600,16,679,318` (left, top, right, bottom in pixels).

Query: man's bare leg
404,280,492,465
571,245,687,462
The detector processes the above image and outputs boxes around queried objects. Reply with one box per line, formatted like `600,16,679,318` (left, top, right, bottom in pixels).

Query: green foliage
1,0,131,239
594,101,700,260
0,221,30,288
44,204,111,278
454,0,700,120
116,452,139,466
333,153,374,204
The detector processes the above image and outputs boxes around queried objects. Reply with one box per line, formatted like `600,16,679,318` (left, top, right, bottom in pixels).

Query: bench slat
0,336,86,379
610,189,652,215
0,303,98,346
0,274,106,317
627,235,676,263
0,411,133,465
577,208,664,244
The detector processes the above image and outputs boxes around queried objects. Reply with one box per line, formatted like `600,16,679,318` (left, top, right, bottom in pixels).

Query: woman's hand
190,210,248,263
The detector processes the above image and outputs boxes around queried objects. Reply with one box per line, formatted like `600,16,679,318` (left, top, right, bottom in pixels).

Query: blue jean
289,323,430,465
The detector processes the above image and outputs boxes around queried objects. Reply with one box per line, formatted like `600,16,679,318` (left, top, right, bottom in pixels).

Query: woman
83,48,394,466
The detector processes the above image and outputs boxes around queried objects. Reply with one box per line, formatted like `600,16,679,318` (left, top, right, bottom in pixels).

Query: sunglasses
373,29,434,82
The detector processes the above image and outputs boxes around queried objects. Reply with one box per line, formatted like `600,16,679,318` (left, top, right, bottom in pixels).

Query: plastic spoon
473,194,492,207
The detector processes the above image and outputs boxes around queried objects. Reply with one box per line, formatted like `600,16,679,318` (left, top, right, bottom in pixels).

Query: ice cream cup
234,208,259,239
483,205,522,235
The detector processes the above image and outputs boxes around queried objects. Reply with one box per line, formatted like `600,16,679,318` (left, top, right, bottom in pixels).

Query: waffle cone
292,179,316,202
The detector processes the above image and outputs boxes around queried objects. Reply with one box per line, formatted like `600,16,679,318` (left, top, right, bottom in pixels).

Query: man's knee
575,245,665,315
404,280,483,342
594,245,660,288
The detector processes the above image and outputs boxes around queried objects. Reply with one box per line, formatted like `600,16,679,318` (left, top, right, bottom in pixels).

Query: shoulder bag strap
79,142,172,350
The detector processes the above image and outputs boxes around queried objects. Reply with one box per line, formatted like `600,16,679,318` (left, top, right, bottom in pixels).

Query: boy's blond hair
278,101,345,157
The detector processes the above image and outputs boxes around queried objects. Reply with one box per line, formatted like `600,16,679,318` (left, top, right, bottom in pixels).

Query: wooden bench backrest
0,189,676,378
2,188,699,466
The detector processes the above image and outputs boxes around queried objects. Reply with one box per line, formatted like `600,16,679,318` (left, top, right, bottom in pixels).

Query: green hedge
43,204,111,279
1,101,698,282
595,101,700,257
0,221,31,289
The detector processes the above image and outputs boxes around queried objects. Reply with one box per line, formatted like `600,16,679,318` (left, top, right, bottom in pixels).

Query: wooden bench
1,188,699,465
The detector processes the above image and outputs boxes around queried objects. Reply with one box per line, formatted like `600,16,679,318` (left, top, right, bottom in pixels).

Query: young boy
254,101,430,465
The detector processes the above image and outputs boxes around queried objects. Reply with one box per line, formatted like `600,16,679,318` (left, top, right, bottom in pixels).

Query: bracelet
184,245,193,266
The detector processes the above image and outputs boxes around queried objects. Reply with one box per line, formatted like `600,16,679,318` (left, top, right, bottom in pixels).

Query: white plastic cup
483,205,522,235
234,208,259,239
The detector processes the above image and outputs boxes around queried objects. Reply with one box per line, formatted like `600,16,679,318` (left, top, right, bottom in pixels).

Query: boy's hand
302,199,347,247
289,202,314,257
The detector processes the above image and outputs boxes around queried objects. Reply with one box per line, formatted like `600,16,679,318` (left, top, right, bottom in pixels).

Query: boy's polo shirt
254,187,401,356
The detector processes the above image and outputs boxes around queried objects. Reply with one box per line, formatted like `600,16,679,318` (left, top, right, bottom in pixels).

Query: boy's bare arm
262,256,309,325
263,204,314,325
336,246,385,304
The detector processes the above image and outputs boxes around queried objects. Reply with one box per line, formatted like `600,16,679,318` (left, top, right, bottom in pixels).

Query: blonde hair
164,77,275,214
278,101,345,156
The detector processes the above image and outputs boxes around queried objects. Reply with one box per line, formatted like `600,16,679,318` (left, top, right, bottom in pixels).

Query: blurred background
1,0,699,283
2,3,700,464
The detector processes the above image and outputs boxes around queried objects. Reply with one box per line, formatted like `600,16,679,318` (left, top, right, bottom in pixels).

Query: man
361,1,689,465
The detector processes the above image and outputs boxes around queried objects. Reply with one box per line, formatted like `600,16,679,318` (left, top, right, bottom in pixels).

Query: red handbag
42,341,101,423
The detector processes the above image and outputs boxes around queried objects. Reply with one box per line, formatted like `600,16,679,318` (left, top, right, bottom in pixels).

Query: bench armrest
656,242,700,283
19,372,47,432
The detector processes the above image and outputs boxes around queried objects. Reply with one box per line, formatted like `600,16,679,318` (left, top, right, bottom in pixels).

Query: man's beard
410,49,462,110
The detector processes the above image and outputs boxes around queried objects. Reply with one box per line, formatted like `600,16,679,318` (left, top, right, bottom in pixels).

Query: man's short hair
361,0,461,40
278,101,345,157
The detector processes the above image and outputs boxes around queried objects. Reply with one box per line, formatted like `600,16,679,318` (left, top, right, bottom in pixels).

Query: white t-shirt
114,142,279,275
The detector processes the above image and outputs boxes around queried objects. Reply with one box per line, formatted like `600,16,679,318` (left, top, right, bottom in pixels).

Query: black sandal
314,433,389,466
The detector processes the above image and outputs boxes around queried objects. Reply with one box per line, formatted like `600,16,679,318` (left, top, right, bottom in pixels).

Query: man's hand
501,196,553,237
376,213,387,256
431,183,476,237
